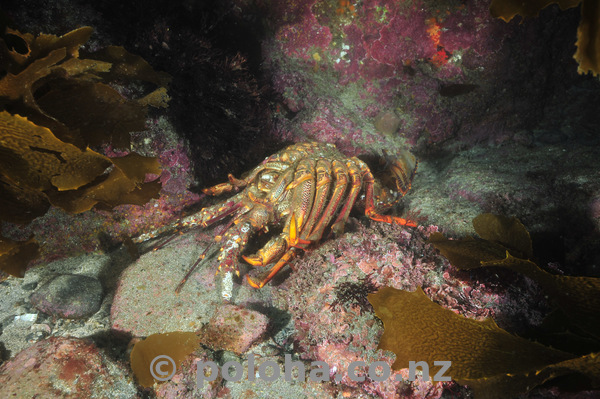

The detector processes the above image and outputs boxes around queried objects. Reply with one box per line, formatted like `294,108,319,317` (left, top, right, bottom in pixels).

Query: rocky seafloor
2,138,599,398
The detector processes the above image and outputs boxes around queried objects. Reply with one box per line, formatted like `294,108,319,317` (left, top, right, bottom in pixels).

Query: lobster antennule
175,208,244,294
175,243,212,294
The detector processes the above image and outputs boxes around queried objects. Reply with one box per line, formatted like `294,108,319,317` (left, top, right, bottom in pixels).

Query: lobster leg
202,174,248,196
212,219,257,300
330,158,363,235
214,220,255,275
301,159,332,238
174,218,237,294
202,157,292,196
177,202,273,296
245,152,334,288
307,159,348,242
362,165,417,227
285,158,316,233
253,157,345,290
183,191,248,229
247,247,299,289
242,235,288,266
132,191,247,245
174,208,252,293
246,182,325,287
245,213,302,288
243,158,318,266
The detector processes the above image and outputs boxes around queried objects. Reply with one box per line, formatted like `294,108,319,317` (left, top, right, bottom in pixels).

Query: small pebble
30,274,103,319
13,313,38,326
30,323,52,334
21,282,38,291
25,330,48,343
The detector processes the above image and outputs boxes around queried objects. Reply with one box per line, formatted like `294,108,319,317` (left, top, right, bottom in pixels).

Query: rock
30,274,103,319
110,235,221,336
0,337,136,398
20,281,38,291
13,313,38,325
199,304,268,355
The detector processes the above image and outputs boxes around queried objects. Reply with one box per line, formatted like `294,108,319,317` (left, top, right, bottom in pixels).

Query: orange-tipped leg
202,174,248,196
366,208,417,227
246,248,297,288
363,167,417,228
289,213,311,247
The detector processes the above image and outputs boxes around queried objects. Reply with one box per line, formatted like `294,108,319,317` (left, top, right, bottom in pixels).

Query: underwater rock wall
257,0,592,154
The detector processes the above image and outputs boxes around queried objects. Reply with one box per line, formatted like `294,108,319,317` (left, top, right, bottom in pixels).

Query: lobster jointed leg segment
306,159,348,242
330,159,364,235
242,234,288,266
363,167,417,228
247,247,299,289
138,142,418,296
286,158,317,234
302,159,332,237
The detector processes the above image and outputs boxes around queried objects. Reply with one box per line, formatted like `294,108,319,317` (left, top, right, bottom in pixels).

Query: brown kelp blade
368,287,600,399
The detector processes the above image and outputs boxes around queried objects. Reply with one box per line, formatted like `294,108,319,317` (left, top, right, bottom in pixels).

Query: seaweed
0,234,39,280
130,331,199,388
368,287,599,399
429,213,600,340
0,26,168,224
427,213,532,268
490,0,581,21
365,213,600,397
574,0,600,76
0,110,162,217
0,24,169,277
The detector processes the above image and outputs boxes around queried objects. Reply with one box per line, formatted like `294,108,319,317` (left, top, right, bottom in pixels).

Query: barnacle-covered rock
0,337,137,397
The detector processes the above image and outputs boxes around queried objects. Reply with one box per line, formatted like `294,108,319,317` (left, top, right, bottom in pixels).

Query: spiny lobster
134,141,417,299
